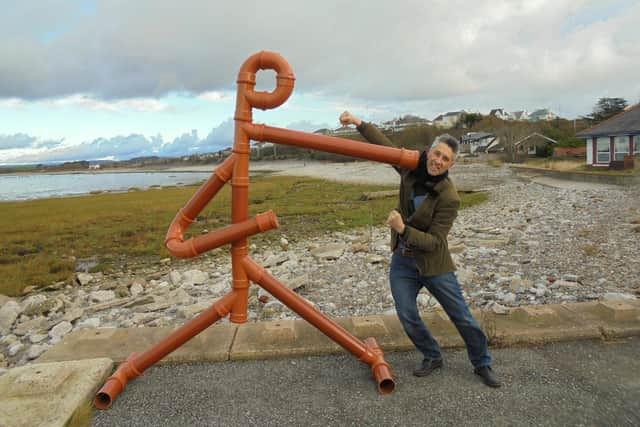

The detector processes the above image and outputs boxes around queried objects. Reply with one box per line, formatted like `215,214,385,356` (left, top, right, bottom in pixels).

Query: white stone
76,272,94,285
310,244,346,260
178,301,213,319
491,302,510,315
62,307,85,322
130,282,144,296
89,290,116,303
27,344,48,360
603,292,636,301
169,270,182,285
501,292,517,304
182,269,208,286
29,334,48,344
0,301,21,334
561,274,579,282
279,237,289,251
76,318,101,329
554,280,579,289
49,321,72,339
8,343,24,356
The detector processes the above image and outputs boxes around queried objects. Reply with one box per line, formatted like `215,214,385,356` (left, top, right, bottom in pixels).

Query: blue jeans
389,252,491,368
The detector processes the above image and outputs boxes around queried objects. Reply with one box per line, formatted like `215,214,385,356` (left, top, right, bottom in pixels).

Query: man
339,111,501,388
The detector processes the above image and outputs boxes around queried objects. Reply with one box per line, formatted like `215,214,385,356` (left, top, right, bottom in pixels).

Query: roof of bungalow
576,104,640,138
460,132,495,143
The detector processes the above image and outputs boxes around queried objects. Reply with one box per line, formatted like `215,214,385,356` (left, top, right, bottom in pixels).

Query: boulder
182,270,208,286
76,272,94,286
49,321,72,340
89,290,116,303
310,244,347,260
0,301,21,335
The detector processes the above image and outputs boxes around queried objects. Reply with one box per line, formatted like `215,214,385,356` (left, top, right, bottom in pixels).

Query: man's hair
430,134,459,159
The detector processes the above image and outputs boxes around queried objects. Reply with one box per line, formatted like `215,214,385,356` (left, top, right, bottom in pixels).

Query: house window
596,137,610,163
634,136,640,155
614,136,629,161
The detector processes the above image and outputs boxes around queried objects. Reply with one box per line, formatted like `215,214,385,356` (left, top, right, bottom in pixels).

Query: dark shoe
413,358,443,377
474,366,501,388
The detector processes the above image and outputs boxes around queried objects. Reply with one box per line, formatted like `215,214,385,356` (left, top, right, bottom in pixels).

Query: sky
1,0,639,164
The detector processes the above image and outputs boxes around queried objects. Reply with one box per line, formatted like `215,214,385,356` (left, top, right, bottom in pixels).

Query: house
382,115,432,132
529,109,557,121
433,111,465,129
330,125,358,136
510,110,529,121
576,104,640,168
489,108,510,120
460,132,496,154
88,163,101,170
512,133,558,158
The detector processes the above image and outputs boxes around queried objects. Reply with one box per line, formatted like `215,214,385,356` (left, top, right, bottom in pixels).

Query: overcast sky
1,0,639,164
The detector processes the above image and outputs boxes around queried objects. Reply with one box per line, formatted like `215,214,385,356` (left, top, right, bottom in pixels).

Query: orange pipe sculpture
95,51,419,409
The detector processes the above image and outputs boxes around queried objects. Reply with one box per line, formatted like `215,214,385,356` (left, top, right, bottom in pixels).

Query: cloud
0,98,24,108
2,118,236,164
285,120,331,132
0,0,637,112
0,133,63,150
49,95,170,112
197,91,232,103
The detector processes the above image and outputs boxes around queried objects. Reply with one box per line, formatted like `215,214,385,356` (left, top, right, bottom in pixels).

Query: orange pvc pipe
96,51,409,410
166,210,279,258
244,123,419,170
95,290,237,409
242,256,395,393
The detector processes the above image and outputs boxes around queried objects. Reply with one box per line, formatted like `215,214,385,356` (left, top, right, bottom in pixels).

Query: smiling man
339,111,501,388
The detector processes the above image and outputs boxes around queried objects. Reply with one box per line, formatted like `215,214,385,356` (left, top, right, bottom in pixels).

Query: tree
585,97,628,123
462,113,482,129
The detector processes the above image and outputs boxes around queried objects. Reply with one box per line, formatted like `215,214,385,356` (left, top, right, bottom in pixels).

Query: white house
510,110,529,121
381,115,432,132
489,108,510,120
529,109,557,121
433,111,465,129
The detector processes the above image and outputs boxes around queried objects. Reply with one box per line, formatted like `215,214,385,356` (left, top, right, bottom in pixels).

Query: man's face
426,142,455,176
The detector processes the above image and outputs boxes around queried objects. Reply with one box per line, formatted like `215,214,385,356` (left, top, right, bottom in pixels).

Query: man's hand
339,111,362,127
386,209,405,234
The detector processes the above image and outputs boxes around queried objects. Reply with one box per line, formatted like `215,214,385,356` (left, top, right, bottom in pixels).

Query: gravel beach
1,160,638,369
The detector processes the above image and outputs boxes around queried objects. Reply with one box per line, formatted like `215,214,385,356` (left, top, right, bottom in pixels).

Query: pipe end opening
378,379,395,395
94,392,112,410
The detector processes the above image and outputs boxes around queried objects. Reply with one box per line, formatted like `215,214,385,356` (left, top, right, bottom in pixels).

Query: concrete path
92,337,640,427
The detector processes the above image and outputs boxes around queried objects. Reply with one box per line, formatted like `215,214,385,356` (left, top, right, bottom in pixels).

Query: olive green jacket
358,122,459,276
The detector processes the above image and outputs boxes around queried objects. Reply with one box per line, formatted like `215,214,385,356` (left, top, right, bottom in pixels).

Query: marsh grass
0,175,487,296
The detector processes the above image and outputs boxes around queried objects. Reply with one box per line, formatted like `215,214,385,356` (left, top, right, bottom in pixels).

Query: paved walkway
93,337,640,427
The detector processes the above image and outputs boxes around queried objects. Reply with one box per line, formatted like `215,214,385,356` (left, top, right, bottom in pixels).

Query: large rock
27,344,48,360
182,269,208,286
49,321,72,340
0,301,21,334
603,292,636,301
13,316,48,336
310,244,347,260
130,282,144,296
89,290,116,303
76,272,94,286
62,307,85,322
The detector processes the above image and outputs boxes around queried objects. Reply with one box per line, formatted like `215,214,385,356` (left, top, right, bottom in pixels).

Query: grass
0,175,487,296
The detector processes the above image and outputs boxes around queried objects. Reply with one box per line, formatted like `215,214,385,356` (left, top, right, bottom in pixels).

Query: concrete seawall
510,164,639,186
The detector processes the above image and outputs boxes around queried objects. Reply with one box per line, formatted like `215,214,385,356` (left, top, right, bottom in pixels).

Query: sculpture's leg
242,256,395,394
94,290,238,409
